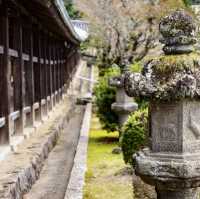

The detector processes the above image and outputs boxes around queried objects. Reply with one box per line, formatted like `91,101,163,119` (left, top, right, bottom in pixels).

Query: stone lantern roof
125,10,200,102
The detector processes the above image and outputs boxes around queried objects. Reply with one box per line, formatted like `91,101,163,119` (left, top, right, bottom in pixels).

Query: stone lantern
109,62,138,126
124,10,200,199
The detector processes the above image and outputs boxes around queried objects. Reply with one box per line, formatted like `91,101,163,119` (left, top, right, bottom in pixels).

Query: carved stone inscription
159,124,177,141
151,103,180,153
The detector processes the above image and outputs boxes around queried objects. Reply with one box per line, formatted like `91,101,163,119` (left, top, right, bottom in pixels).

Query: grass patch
84,116,133,199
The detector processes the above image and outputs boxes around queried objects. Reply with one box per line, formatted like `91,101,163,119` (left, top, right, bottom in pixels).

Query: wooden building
0,0,86,146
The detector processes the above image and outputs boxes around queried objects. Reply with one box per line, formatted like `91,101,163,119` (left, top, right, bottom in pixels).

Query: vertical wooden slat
13,16,25,135
50,38,54,106
47,34,53,111
54,41,58,102
38,27,43,120
0,1,10,144
53,39,57,104
48,35,53,102
42,32,48,116
40,32,44,101
60,44,63,97
65,50,70,88
44,33,48,102
33,26,42,121
57,42,61,98
60,46,63,94
25,22,35,126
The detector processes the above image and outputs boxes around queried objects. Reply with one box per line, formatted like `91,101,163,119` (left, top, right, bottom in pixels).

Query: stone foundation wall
0,97,79,199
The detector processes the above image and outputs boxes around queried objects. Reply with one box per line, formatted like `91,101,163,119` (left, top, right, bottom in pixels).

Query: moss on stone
148,52,200,77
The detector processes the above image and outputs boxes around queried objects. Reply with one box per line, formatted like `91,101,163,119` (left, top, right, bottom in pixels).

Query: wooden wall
0,0,80,145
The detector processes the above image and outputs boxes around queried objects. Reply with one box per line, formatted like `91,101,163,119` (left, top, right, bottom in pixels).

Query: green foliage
94,67,120,132
135,98,149,110
80,37,102,54
65,0,83,19
183,0,192,6
121,108,148,165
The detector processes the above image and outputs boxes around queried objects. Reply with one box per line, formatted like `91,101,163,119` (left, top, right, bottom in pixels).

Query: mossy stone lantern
124,10,200,199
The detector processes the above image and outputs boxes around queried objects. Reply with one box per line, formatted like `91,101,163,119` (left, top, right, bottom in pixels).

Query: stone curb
64,102,92,199
0,103,71,199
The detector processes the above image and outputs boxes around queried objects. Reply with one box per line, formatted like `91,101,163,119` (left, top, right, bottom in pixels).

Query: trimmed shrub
94,67,120,132
121,108,148,165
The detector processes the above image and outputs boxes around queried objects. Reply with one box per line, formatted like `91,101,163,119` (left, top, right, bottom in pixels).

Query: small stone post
124,10,200,199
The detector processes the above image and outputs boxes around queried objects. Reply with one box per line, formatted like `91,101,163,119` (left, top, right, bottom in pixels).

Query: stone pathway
24,104,85,199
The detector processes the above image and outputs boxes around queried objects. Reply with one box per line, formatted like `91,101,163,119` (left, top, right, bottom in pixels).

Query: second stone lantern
124,10,200,199
109,70,138,127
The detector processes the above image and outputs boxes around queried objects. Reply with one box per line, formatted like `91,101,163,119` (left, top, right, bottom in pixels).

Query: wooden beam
33,26,42,121
12,16,25,135
59,45,63,96
48,35,53,99
60,46,63,91
0,1,11,144
46,35,53,111
41,32,48,116
38,27,43,120
43,33,48,102
58,44,62,92
25,23,35,126
52,40,57,103
56,42,60,101
54,42,58,94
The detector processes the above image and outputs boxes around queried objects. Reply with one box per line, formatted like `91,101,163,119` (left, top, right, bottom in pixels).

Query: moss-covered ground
83,115,133,199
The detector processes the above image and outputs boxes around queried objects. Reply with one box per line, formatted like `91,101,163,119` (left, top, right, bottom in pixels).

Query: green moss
149,53,200,77
130,62,143,73
84,116,133,199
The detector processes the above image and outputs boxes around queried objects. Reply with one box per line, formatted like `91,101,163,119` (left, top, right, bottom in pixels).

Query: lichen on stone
159,9,197,55
125,55,200,101
159,10,195,38
124,10,200,102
